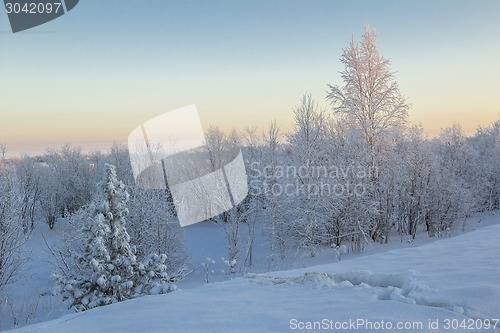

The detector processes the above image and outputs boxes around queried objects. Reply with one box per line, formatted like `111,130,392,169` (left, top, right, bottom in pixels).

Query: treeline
246,100,500,259
1,112,498,293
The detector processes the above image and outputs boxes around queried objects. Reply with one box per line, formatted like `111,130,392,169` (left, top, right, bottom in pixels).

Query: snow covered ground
5,214,499,333
0,222,69,330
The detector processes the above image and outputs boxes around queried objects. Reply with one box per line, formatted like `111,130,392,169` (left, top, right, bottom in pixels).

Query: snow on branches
54,164,175,312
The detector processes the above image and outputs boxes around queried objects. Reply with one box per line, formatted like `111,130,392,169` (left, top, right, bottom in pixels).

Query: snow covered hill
7,223,500,333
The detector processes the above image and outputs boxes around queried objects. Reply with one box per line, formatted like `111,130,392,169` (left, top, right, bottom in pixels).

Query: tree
37,145,94,230
385,125,433,241
37,162,61,230
240,126,262,267
127,186,187,278
52,145,94,216
204,126,244,273
326,26,409,242
54,164,175,312
263,120,287,265
15,155,42,234
469,120,500,211
321,117,375,251
104,140,186,278
287,93,328,256
0,151,29,295
327,25,409,154
425,125,474,234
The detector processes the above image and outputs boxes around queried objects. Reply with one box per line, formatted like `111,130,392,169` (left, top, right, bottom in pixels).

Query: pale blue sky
1,0,499,156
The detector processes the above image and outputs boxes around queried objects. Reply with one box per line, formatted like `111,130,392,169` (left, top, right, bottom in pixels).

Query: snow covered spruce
53,164,176,312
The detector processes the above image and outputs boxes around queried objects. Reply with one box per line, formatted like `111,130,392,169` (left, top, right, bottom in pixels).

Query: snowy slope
7,224,500,333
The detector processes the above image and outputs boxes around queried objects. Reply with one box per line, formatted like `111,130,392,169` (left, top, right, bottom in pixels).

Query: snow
0,222,69,329
5,220,499,333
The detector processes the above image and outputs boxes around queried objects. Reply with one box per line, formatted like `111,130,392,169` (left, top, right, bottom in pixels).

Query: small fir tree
55,164,175,312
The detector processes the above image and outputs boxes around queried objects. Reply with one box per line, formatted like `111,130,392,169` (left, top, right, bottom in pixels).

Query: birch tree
327,25,409,242
327,25,409,154
287,93,327,256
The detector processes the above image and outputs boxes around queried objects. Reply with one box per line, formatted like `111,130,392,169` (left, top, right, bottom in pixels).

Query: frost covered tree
424,124,474,234
263,120,287,265
326,25,409,242
240,126,263,267
204,126,244,273
327,25,409,154
15,155,41,234
469,120,500,211
55,164,137,310
37,146,95,230
127,186,187,278
51,145,94,215
95,144,186,273
321,118,375,251
0,153,29,295
284,94,374,254
37,162,61,230
287,93,328,256
380,126,433,241
55,164,175,312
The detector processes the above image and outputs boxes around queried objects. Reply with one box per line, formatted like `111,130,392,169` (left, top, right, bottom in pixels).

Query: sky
1,0,499,157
